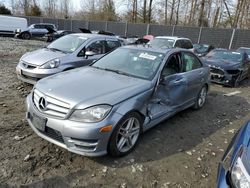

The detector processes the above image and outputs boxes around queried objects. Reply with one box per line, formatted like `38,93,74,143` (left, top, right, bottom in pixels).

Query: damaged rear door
147,53,188,120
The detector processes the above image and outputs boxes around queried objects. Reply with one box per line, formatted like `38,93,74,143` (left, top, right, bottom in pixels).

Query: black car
203,49,250,87
15,23,57,40
193,44,214,57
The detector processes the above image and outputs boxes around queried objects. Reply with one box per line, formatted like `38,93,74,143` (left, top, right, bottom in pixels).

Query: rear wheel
193,86,207,109
108,112,142,157
21,32,31,40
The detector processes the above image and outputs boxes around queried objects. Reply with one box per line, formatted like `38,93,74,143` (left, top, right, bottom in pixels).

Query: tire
108,112,143,157
193,85,208,110
233,72,242,87
47,36,53,42
21,32,31,40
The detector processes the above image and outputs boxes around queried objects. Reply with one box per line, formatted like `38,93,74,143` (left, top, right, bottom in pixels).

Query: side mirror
85,50,96,57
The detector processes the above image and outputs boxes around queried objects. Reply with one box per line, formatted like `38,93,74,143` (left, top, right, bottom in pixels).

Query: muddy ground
0,37,250,188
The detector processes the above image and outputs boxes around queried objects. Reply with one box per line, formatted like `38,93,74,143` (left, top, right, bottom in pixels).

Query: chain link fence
22,16,250,50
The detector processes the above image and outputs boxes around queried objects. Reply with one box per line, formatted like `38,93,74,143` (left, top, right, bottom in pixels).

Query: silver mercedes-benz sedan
26,46,210,157
16,33,121,84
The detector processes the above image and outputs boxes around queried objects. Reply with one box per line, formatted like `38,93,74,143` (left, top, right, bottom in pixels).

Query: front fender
114,88,153,117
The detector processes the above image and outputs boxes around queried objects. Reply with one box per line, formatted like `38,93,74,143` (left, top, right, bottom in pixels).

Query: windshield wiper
104,68,132,77
48,47,67,53
92,66,133,77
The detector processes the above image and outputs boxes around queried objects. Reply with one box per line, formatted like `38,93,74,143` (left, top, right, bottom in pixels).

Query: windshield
47,35,87,53
92,48,164,80
206,50,242,62
149,38,175,48
194,44,209,53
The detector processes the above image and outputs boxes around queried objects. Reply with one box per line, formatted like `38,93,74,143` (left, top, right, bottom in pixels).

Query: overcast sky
0,0,128,15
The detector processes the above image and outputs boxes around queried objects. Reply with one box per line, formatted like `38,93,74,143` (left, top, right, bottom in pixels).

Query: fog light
100,125,113,133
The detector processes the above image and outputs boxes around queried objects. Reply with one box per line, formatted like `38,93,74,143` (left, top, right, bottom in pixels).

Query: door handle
173,78,184,84
199,71,204,75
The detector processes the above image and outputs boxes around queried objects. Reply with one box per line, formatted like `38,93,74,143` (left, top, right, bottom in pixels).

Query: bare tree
148,0,153,23
60,0,70,19
169,0,175,25
175,0,180,25
43,0,57,18
164,0,168,25
143,0,147,23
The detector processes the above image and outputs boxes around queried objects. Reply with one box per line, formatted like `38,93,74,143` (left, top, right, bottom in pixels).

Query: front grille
33,89,70,118
210,67,225,75
38,126,64,143
22,62,37,69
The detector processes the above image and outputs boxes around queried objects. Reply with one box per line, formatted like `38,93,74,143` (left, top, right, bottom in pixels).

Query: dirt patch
0,37,250,188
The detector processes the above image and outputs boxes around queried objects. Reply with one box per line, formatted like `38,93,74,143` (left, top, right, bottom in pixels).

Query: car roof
31,23,55,25
155,36,191,41
69,33,118,39
120,45,190,54
237,47,250,50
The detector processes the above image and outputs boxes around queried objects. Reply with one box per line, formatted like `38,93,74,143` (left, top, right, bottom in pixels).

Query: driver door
148,53,188,120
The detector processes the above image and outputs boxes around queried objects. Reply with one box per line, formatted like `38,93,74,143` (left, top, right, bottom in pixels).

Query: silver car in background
26,46,210,157
16,33,121,84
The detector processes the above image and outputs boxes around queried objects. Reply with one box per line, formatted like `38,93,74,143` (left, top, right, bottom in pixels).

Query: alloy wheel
198,87,207,107
116,117,140,153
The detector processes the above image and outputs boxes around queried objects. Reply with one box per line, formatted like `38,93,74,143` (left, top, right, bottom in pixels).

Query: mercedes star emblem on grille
38,97,47,111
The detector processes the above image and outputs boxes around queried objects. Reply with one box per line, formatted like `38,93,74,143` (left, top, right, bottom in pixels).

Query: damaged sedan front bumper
209,66,241,87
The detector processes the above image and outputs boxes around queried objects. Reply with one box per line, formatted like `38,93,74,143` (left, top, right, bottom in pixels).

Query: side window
184,40,193,49
86,40,106,54
34,25,40,29
162,54,181,77
182,52,202,72
174,40,182,48
46,25,54,30
106,40,120,52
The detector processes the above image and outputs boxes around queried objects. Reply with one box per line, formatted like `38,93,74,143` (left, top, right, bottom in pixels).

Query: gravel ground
0,37,250,188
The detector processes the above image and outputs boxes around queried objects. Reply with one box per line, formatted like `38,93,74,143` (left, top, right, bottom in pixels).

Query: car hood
21,48,66,66
35,67,152,108
203,58,241,70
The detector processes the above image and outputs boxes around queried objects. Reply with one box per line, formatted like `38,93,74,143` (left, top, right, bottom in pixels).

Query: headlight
40,59,60,69
19,60,25,65
231,148,250,188
69,105,112,123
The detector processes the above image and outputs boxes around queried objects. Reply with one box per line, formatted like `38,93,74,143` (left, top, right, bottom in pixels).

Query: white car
149,36,194,50
0,15,27,36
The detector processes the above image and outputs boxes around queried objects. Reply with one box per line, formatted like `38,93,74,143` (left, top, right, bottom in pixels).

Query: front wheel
193,86,207,109
47,36,53,42
108,112,142,157
21,32,31,40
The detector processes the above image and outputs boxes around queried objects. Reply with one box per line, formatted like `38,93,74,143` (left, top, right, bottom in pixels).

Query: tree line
0,0,249,29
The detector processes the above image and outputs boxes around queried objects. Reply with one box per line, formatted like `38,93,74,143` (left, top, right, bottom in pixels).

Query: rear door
31,25,47,37
180,51,205,101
